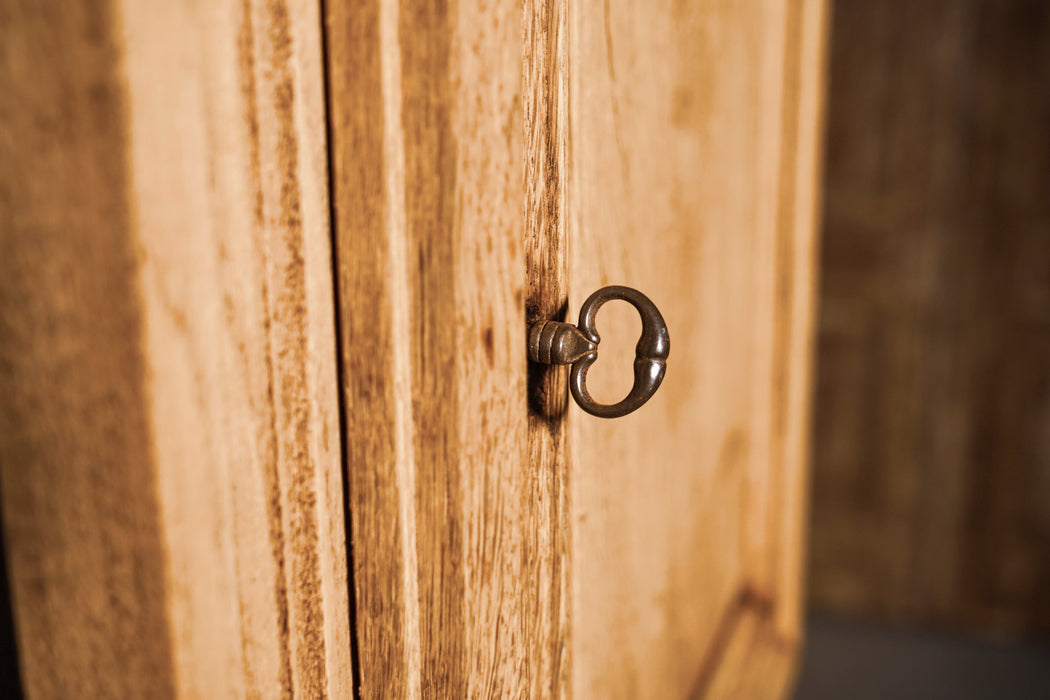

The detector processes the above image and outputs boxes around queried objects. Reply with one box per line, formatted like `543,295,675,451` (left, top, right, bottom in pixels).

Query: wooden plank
0,0,351,696
323,0,414,695
325,0,553,696
523,0,573,696
565,0,826,696
810,0,1050,635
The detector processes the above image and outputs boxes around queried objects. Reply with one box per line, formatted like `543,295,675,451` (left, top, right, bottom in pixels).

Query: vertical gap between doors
316,1,363,696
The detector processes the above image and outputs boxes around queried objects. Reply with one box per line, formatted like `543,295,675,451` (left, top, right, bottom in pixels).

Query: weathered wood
0,0,351,696
811,0,1050,636
326,0,827,695
2,0,827,696
322,1,411,695
565,0,827,697
325,0,547,696
524,0,573,696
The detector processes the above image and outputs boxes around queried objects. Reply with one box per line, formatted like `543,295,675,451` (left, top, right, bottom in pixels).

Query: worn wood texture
325,0,826,695
524,0,573,695
810,0,1050,635
0,0,351,697
566,0,827,697
325,0,552,696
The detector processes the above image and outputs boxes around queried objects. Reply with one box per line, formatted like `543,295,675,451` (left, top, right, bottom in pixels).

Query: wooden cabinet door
325,0,827,698
2,0,825,697
2,1,351,697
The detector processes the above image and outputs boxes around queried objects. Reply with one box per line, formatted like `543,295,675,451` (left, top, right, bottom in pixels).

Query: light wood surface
325,0,827,696
524,0,573,695
2,0,826,696
693,595,798,700
810,0,1050,636
565,0,827,697
325,0,555,696
0,0,351,697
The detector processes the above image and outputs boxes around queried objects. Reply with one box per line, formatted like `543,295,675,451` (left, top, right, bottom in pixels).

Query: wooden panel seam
524,0,573,697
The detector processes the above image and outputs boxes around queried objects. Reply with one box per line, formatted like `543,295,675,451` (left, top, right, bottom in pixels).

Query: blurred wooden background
810,0,1050,635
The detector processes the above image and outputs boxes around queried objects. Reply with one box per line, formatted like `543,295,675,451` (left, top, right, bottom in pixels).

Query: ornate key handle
528,285,670,418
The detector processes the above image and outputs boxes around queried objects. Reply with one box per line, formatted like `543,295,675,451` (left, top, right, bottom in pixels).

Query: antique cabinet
0,0,826,697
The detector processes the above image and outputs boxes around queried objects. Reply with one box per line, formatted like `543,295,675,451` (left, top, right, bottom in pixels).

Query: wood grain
524,0,572,696
325,0,549,696
322,0,412,696
565,0,827,697
3,0,827,696
810,0,1050,636
0,0,351,696
326,0,826,695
